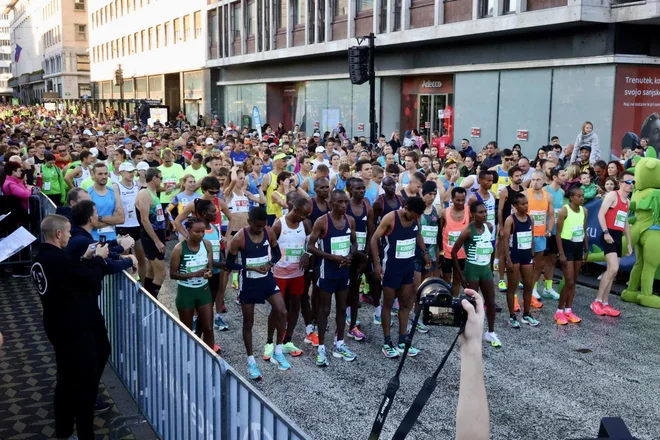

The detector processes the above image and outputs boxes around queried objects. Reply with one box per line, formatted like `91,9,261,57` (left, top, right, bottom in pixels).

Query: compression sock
546,279,553,290
152,283,161,298
144,278,154,294
267,337,273,344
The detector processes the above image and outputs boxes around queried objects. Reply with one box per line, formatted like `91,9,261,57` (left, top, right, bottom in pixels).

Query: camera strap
391,327,463,440
367,310,422,440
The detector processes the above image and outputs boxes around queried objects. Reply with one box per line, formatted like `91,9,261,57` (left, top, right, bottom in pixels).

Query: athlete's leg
335,289,349,341
381,286,396,341
498,239,507,284
531,251,545,291
543,253,557,291
265,292,288,345
520,264,535,315
196,303,215,348
301,268,314,326
480,278,496,332
316,290,333,346
178,308,195,329
241,304,255,356
397,283,415,337
597,253,619,304
151,259,167,298
558,259,573,310
506,265,521,315
285,292,302,343
134,239,147,282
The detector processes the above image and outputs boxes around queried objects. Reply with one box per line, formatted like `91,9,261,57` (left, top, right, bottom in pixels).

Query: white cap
145,142,153,148
315,146,325,153
136,162,150,171
97,131,104,136
83,129,93,136
205,137,214,145
119,162,135,172
132,125,139,130
313,133,321,138
89,147,99,157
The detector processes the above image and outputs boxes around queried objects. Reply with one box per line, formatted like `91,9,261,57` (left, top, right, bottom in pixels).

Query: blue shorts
414,260,436,274
533,236,546,254
382,269,414,290
509,247,533,266
318,277,349,294
239,276,278,304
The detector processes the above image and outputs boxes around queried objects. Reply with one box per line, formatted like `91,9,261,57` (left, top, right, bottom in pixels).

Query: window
127,0,133,12
141,30,146,51
246,2,254,35
134,32,139,52
334,0,347,15
128,34,133,53
194,11,202,39
232,4,241,39
121,36,126,55
75,24,87,40
293,0,304,25
479,0,493,16
76,54,90,71
502,0,515,13
164,22,170,46
174,18,181,42
111,40,116,58
110,2,114,19
183,15,191,41
356,0,373,11
275,0,285,28
120,0,125,15
74,0,85,10
148,27,154,50
156,24,161,48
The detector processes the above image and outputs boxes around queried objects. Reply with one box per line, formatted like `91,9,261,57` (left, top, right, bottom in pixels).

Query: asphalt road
158,242,660,440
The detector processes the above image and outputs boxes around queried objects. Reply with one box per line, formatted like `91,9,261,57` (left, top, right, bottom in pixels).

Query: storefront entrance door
418,94,448,136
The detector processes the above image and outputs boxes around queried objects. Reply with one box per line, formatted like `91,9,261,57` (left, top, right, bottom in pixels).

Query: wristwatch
603,229,609,234
98,216,104,223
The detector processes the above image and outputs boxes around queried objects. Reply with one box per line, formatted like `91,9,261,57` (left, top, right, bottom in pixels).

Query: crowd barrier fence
99,271,310,440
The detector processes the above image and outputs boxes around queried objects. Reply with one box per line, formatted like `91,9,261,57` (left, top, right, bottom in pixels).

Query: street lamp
114,64,124,117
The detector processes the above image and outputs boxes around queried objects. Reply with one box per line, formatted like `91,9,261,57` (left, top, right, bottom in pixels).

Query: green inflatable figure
621,151,660,308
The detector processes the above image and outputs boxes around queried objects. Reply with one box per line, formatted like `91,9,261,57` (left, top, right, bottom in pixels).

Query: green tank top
177,240,209,288
464,223,493,266
419,207,439,261
560,205,585,242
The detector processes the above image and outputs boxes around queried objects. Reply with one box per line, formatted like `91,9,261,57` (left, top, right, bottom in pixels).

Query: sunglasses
504,157,514,161
623,179,635,185
207,190,219,195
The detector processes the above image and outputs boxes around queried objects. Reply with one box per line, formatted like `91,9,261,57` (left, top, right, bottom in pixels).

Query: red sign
470,127,481,138
357,123,364,131
314,121,319,128
516,130,528,141
424,121,431,129
612,65,660,158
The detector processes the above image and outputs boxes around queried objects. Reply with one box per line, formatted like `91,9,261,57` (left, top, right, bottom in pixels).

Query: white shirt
312,158,330,172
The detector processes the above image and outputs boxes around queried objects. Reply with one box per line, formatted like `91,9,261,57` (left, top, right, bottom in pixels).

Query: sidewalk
0,275,156,440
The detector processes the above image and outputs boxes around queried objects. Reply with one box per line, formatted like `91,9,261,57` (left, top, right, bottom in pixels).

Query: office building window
502,0,515,13
247,1,254,35
141,30,146,51
164,21,170,46
334,0,347,15
232,3,241,39
356,0,373,11
121,36,126,55
480,0,493,16
111,40,116,58
184,15,191,41
148,27,154,50
293,0,304,25
75,24,87,40
156,24,161,48
274,0,285,29
110,2,114,19
120,0,125,15
76,54,90,71
194,11,202,39
127,0,133,12
134,32,139,52
174,18,181,42
128,34,133,53
74,0,85,10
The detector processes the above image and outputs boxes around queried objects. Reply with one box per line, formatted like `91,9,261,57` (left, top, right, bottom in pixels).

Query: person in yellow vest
262,152,289,226
158,148,185,240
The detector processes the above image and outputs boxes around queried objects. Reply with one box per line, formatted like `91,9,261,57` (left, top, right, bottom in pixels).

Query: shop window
357,0,373,12
480,0,493,17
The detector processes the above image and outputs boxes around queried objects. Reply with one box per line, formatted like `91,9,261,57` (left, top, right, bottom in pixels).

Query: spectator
2,160,32,211
389,131,401,152
570,121,600,165
39,152,67,206
480,141,501,169
580,171,598,202
56,187,91,222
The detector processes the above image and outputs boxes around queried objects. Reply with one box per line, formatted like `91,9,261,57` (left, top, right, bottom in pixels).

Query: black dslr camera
418,278,475,327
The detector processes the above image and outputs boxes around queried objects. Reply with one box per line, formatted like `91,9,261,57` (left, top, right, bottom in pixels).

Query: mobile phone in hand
99,235,107,246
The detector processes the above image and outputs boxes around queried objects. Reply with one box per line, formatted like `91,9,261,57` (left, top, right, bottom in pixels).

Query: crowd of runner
0,105,637,381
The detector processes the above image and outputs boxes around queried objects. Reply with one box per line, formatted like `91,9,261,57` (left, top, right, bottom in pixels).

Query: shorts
414,260,436,274
441,257,466,274
544,235,558,256
561,239,584,261
267,214,277,226
382,269,414,290
509,247,533,265
240,276,278,304
209,272,221,301
317,277,349,294
141,229,166,260
175,283,212,309
117,226,141,242
533,236,546,254
161,203,170,220
601,230,623,258
464,261,493,282
275,275,305,296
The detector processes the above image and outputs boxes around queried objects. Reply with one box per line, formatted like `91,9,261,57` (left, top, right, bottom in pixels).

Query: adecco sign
402,75,454,94
422,80,443,88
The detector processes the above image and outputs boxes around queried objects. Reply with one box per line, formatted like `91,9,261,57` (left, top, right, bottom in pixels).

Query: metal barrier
99,271,311,440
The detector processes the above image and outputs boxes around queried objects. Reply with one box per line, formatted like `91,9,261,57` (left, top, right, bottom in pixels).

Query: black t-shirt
145,159,160,168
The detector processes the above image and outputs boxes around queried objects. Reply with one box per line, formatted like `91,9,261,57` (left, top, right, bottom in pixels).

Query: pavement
157,241,660,440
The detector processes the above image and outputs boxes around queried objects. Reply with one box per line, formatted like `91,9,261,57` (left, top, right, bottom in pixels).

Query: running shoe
94,399,111,413
382,343,400,358
602,304,621,317
232,272,239,289
415,321,430,334
213,344,221,353
345,317,361,327
554,310,568,325
509,315,521,329
192,317,198,333
270,352,292,370
248,362,262,381
397,343,420,357
518,282,523,290
373,312,382,325
360,293,376,306
219,305,228,313
282,342,303,356
542,287,560,300
564,310,582,323
498,280,507,292
263,343,274,361
348,326,366,341
522,314,540,326
494,303,502,312
333,343,357,362
68,435,79,440
513,295,521,313
590,301,606,316
235,296,241,305
530,296,544,309
484,333,502,348
214,315,228,331
316,346,329,367
304,331,320,346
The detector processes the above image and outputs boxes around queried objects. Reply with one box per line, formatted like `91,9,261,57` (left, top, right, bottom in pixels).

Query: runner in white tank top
116,180,139,228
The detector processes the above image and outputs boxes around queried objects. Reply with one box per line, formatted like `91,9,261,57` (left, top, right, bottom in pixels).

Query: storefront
400,75,454,138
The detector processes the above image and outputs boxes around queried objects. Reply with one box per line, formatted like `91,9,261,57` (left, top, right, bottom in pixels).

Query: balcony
8,77,17,88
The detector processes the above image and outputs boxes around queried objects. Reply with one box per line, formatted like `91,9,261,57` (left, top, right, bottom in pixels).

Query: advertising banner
612,65,660,158
252,106,262,140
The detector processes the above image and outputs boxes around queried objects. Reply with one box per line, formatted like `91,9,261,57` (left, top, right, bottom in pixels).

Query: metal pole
118,64,125,118
368,32,376,144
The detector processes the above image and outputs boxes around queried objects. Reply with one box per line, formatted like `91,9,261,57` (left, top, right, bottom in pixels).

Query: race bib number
235,198,250,212
43,181,51,191
614,210,627,229
571,226,585,242
126,203,136,220
284,247,304,263
355,231,367,251
475,241,492,264
486,209,496,225
282,208,289,217
530,210,545,227
554,208,560,221
395,238,416,259
330,235,351,257
210,240,220,261
448,231,460,248
421,225,438,245
516,231,532,250
156,205,165,222
246,255,269,279
98,225,115,234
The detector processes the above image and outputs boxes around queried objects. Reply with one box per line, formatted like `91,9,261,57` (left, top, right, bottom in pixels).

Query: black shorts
141,229,166,260
117,226,142,242
441,257,465,274
601,230,623,258
561,239,584,261
544,235,559,256
267,214,277,226
209,272,221,302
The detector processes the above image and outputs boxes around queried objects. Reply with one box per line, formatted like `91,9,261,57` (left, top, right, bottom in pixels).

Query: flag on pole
14,45,22,62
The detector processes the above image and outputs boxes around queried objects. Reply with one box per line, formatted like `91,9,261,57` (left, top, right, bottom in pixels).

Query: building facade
88,0,209,122
7,0,91,104
0,11,11,99
205,0,660,160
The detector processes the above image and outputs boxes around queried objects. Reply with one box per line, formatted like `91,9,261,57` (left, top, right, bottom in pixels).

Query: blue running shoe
248,362,262,381
382,343,400,358
373,313,382,325
316,345,329,367
191,316,198,333
270,352,291,370
397,343,420,357
333,343,357,362
345,317,361,327
214,315,228,331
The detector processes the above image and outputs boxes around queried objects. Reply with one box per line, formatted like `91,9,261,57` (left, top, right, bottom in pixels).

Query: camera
418,277,475,327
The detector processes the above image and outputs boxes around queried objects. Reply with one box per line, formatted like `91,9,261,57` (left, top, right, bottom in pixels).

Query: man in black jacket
30,214,124,440
55,187,90,222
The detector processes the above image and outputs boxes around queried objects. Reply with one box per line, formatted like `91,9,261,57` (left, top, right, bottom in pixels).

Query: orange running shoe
602,305,621,317
554,311,568,325
530,296,543,309
590,301,606,316
564,310,582,323
304,331,320,347
513,295,521,313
